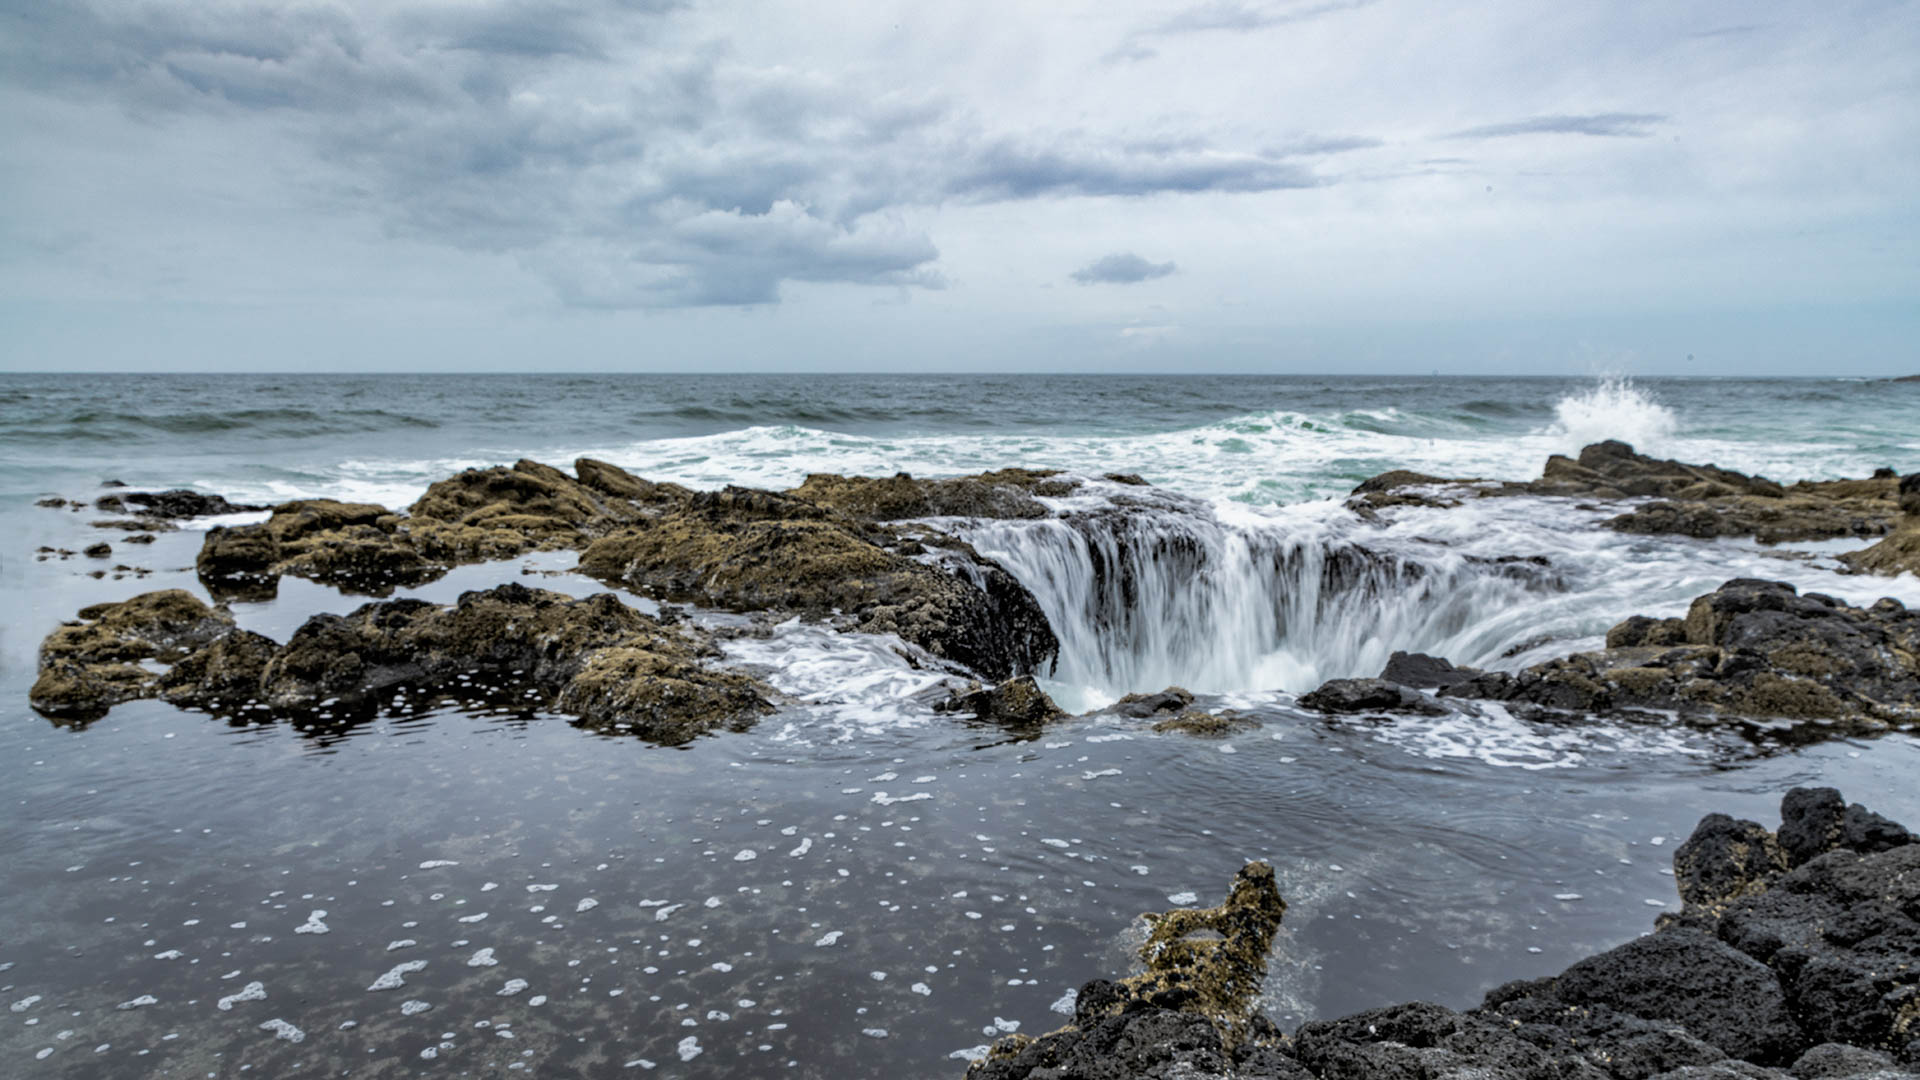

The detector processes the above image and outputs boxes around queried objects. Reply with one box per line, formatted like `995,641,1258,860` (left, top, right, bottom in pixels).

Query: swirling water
2,372,1919,1077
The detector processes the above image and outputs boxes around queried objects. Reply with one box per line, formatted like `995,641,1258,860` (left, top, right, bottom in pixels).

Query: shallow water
3,373,1918,1076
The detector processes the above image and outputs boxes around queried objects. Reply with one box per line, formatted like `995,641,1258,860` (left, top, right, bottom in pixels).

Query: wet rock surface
962,789,1920,1080
936,675,1069,726
1297,677,1447,716
190,458,1061,681
1351,441,1905,549
1439,579,1920,734
31,584,772,743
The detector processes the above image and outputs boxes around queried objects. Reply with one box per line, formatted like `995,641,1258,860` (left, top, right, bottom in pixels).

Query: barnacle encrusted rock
1441,578,1920,733
1350,441,1905,547
30,584,771,744
193,457,1061,682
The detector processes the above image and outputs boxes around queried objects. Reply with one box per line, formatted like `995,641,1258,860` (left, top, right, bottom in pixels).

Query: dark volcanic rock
785,468,1076,521
32,585,773,744
1297,677,1445,716
577,487,1058,680
1100,686,1196,719
936,675,1066,726
1443,579,1920,733
120,489,264,518
1378,650,1479,689
1349,441,1905,548
963,788,1920,1080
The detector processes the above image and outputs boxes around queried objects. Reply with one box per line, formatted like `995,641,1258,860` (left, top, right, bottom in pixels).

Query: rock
1350,442,1903,545
1378,651,1478,689
34,496,67,508
1549,929,1802,1063
785,469,1075,521
1776,787,1913,868
83,541,111,558
125,533,156,544
578,488,1058,680
1841,519,1920,579
1443,579,1920,735
936,675,1066,726
31,591,236,718
194,460,1063,683
1902,473,1920,516
1789,1043,1898,1078
1100,686,1195,719
31,585,773,743
1672,813,1785,910
119,489,264,518
1297,677,1445,716
962,788,1920,1080
965,862,1290,1079
1151,709,1258,737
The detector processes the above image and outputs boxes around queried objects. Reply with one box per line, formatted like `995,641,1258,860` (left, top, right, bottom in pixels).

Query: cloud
0,0,1336,308
1447,113,1669,139
1108,0,1379,62
1071,253,1178,285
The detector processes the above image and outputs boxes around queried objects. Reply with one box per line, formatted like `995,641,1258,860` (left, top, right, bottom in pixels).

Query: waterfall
957,497,1561,708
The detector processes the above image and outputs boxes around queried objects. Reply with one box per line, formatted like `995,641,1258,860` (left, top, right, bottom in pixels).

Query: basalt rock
1150,709,1259,737
192,460,1063,683
1443,579,1920,734
1101,686,1196,719
964,789,1920,1080
1378,650,1480,689
965,862,1290,1080
785,468,1077,522
577,488,1058,680
31,585,773,743
1297,677,1446,716
1349,442,1905,548
936,675,1067,726
30,590,238,718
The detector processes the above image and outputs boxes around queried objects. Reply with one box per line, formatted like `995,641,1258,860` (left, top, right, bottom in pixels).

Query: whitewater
4,371,1919,1078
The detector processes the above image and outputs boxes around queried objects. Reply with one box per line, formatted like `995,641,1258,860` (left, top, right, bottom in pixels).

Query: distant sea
3,372,1918,1078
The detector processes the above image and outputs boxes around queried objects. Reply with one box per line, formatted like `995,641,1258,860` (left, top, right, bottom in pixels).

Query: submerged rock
964,788,1920,1080
936,675,1067,726
31,585,772,743
1150,709,1258,737
1443,579,1920,734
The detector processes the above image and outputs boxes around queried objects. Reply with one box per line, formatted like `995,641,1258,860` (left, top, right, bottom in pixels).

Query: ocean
3,372,1918,1077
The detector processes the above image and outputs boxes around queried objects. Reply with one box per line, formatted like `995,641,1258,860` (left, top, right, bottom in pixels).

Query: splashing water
1543,375,1677,454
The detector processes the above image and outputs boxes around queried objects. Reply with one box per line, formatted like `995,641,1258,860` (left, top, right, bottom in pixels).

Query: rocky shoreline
27,442,1920,745
963,787,1920,1079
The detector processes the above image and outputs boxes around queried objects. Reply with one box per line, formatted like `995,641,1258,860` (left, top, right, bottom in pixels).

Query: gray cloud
1447,113,1669,139
1109,0,1380,62
0,0,1334,308
1071,253,1178,285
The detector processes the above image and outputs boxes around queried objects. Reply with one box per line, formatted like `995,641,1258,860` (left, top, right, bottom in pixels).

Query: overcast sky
2,0,1915,374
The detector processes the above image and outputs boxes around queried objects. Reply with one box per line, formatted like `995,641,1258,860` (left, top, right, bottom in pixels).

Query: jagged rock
578,488,1057,680
965,862,1290,1079
119,489,263,518
1443,579,1920,733
963,789,1920,1080
83,541,111,558
30,591,237,718
1842,518,1920,579
1776,787,1913,869
785,468,1076,521
1297,677,1446,716
936,675,1066,726
31,585,772,744
1378,651,1479,689
1350,442,1904,546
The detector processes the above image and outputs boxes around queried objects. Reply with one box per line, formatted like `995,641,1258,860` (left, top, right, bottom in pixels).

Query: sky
1,0,1916,374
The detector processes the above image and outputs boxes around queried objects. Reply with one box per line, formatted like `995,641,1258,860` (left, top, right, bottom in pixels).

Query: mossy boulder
31,585,772,744
1443,579,1920,733
31,590,236,718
